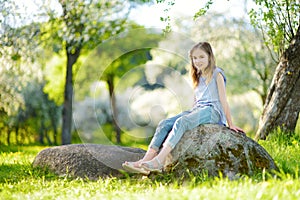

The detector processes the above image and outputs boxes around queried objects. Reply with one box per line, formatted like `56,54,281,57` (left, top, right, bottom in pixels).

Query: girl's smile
191,48,209,73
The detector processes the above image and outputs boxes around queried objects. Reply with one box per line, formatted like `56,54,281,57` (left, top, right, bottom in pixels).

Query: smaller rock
32,144,145,180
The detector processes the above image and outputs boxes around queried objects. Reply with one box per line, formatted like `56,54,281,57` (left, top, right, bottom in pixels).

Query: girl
122,42,244,175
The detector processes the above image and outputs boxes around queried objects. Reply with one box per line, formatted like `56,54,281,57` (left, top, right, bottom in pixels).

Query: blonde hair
189,42,216,88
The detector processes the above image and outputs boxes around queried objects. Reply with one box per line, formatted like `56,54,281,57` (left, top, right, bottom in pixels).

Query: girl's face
191,48,209,73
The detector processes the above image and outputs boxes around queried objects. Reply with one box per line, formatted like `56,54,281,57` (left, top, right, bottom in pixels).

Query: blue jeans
149,106,220,150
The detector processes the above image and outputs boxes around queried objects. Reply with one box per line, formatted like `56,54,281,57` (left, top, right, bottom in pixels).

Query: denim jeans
149,106,220,150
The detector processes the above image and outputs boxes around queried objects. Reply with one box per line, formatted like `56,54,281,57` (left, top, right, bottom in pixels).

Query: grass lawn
0,132,300,200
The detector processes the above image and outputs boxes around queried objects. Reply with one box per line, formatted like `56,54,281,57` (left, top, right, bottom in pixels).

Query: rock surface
32,144,145,180
164,124,278,179
33,125,278,180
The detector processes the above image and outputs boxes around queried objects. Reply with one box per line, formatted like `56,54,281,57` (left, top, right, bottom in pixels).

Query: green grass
0,134,300,200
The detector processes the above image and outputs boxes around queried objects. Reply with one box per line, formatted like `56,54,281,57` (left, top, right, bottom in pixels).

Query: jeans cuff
163,142,175,150
149,144,160,152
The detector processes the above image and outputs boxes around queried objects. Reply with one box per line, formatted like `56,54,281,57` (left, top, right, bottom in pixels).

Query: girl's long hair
189,42,216,88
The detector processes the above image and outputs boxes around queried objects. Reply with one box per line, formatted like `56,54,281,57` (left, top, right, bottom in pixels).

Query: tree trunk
45,129,53,145
50,116,58,145
15,125,19,145
61,47,81,145
107,75,121,144
255,25,300,140
39,120,45,145
7,128,11,145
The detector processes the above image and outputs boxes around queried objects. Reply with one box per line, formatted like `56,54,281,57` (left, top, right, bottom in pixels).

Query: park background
1,0,300,199
2,0,298,146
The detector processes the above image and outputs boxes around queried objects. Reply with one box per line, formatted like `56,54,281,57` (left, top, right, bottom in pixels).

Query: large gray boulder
164,124,278,179
32,144,146,180
33,125,277,180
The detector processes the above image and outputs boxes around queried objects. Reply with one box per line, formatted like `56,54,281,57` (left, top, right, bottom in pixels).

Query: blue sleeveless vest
194,67,227,126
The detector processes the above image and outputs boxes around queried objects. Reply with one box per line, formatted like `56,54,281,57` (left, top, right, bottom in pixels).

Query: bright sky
129,0,254,28
1,0,61,28
5,0,254,28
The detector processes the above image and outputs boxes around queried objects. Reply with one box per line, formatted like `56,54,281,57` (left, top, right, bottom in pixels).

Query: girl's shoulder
213,67,225,77
213,67,226,83
214,67,225,73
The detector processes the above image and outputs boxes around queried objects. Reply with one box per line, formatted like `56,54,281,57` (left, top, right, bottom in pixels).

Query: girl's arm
216,73,244,133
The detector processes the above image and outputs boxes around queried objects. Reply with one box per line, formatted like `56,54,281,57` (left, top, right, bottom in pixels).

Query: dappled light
0,0,299,199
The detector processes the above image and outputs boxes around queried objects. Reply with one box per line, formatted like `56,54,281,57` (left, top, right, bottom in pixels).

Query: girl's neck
202,72,208,78
201,68,210,78
201,68,213,84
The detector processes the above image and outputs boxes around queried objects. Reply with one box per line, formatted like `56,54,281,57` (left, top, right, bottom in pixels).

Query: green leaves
156,0,214,32
47,0,131,54
250,0,300,55
73,27,161,100
157,0,176,32
193,0,214,20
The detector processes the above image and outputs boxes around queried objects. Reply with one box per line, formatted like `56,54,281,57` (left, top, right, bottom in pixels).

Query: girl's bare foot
122,161,150,175
123,160,143,168
124,150,158,166
141,157,164,172
122,149,158,172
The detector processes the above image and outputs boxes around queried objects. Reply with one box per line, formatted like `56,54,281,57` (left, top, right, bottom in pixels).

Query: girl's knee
175,116,189,128
179,115,192,123
157,119,167,128
158,118,174,127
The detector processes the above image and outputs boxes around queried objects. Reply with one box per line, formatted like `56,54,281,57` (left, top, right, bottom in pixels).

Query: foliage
0,138,300,199
250,0,300,138
186,12,275,107
249,0,300,56
260,127,300,174
0,60,24,116
43,55,66,105
0,0,41,116
74,27,161,99
0,0,62,145
155,0,299,136
20,81,61,145
41,0,154,55
0,1,58,145
0,0,156,145
0,0,41,59
0,7,59,144
43,53,83,105
40,0,155,144
156,0,214,32
45,0,124,53
193,0,213,20
72,27,161,143
0,80,62,145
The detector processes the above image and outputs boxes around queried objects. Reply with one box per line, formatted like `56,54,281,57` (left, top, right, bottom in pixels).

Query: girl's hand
229,125,245,134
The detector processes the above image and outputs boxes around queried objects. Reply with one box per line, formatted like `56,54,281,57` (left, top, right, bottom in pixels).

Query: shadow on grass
0,145,60,185
0,145,48,154
0,162,59,184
